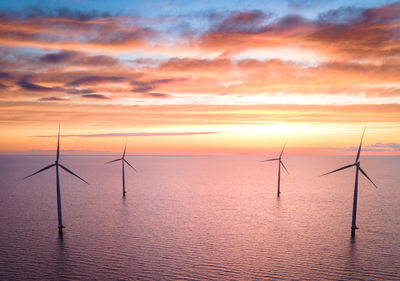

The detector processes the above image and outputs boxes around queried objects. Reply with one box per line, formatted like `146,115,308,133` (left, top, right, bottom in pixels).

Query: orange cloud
2,51,400,102
0,15,157,53
308,3,400,60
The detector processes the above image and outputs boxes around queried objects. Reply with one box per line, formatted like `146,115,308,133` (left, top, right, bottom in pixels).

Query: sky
0,0,399,155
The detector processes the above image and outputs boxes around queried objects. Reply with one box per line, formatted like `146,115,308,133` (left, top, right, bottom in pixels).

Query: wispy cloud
330,142,400,152
4,103,399,128
366,142,400,151
34,131,220,137
27,149,114,155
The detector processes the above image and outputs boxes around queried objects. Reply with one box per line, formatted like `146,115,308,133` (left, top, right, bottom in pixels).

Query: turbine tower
320,127,377,236
23,126,89,234
106,142,137,197
262,141,289,197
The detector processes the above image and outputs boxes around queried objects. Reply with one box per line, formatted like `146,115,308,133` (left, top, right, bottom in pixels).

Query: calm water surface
0,155,399,280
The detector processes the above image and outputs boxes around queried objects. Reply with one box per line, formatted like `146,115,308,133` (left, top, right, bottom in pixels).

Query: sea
0,155,399,280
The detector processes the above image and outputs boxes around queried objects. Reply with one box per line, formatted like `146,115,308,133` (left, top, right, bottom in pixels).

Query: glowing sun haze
0,0,399,155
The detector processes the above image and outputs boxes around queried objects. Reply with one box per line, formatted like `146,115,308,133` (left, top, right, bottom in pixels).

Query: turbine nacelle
261,141,289,174
320,129,377,189
24,127,89,185
106,141,138,172
105,158,138,173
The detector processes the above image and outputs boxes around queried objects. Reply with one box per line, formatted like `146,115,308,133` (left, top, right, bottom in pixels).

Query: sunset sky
1,0,399,155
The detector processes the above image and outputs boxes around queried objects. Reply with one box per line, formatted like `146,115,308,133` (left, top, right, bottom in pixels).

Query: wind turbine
106,142,137,197
320,127,377,236
23,126,89,234
262,141,289,197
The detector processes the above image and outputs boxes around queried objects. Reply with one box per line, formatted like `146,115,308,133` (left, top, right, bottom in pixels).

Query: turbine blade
124,159,138,172
261,158,279,162
59,164,89,185
359,166,378,188
23,163,55,180
355,127,366,163
105,158,122,164
280,160,289,174
123,141,127,158
56,125,60,162
279,141,287,158
319,163,355,177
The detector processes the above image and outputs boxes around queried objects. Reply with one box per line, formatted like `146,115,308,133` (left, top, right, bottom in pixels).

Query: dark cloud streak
146,92,171,98
0,72,11,79
39,97,68,101
17,80,54,92
81,94,110,99
67,76,129,86
39,51,78,63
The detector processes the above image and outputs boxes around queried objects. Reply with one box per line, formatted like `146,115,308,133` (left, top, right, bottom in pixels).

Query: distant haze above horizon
0,0,399,155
